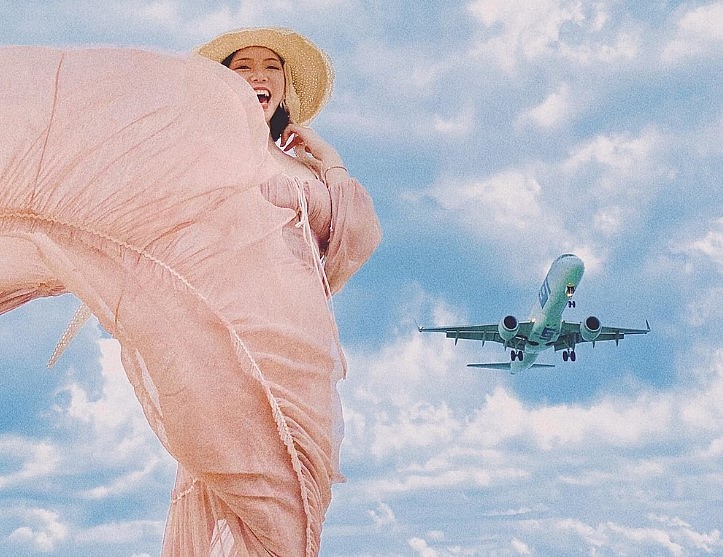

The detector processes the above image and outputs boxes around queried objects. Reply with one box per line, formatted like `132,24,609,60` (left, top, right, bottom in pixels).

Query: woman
157,29,382,556
0,27,379,557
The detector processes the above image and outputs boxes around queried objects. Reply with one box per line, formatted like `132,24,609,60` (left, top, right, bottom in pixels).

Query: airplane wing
555,320,650,350
418,322,534,349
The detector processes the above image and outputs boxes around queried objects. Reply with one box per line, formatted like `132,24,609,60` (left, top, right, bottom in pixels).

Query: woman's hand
280,124,350,184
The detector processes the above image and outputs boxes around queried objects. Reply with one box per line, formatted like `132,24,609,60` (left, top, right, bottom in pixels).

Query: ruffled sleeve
324,177,382,295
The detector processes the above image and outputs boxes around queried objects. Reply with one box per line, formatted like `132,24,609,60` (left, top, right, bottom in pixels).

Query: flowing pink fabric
0,46,381,556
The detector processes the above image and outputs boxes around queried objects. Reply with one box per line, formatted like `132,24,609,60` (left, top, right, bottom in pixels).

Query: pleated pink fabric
0,46,381,556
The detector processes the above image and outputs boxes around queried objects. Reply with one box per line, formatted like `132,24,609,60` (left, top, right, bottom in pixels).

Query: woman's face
227,46,285,124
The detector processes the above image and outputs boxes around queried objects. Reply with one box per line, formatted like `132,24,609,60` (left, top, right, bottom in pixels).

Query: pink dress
0,46,381,556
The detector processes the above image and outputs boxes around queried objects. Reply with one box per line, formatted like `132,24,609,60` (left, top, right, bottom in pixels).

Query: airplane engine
580,315,602,342
498,315,519,341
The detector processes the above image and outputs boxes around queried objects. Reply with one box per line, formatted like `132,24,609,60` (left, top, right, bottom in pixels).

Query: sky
0,1,721,556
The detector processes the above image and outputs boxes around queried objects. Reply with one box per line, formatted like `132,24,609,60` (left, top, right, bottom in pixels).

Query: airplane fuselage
509,254,584,371
527,254,584,350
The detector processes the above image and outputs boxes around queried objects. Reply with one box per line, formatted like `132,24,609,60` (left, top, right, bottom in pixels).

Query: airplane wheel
563,350,569,362
518,350,524,361
570,350,576,362
510,351,516,361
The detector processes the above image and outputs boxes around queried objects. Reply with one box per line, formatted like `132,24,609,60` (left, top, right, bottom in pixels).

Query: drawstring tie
48,302,92,367
293,177,333,301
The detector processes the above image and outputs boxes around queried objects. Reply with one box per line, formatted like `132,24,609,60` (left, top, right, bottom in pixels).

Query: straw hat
195,27,334,125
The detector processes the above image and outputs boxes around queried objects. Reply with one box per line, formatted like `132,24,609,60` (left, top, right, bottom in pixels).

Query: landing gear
568,300,576,308
510,350,524,362
562,350,576,362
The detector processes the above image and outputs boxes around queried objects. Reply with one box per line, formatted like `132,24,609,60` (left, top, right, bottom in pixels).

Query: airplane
418,253,650,374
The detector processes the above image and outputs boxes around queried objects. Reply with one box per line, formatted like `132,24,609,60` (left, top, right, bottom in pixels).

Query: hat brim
195,27,333,124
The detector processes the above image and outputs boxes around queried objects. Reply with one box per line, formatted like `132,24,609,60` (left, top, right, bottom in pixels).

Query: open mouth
255,88,271,106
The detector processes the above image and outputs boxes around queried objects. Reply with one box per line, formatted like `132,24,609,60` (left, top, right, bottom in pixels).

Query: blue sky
1,1,721,555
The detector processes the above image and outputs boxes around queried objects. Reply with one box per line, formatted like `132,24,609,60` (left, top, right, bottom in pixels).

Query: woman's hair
221,50,291,142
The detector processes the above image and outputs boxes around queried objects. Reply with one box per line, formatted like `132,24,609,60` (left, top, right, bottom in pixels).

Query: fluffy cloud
517,83,572,129
467,0,637,69
0,437,60,490
40,333,177,514
425,170,545,231
690,217,723,273
334,290,723,553
406,122,677,280
468,0,588,68
0,324,174,555
412,169,565,275
662,2,723,63
6,508,68,553
346,331,722,470
562,128,663,174
74,520,165,545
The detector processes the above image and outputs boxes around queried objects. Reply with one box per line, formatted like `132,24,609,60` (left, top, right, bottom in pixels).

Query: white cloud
690,217,723,273
52,334,173,473
115,0,344,44
408,536,440,557
562,129,662,174
558,29,639,65
517,83,571,129
511,537,533,555
136,0,178,24
557,128,669,243
461,385,677,451
0,437,60,489
669,218,723,333
467,0,586,69
407,124,675,280
662,2,723,63
1,325,174,554
424,170,545,232
467,0,637,69
410,163,613,279
74,520,165,545
330,40,466,142
7,508,68,552
81,457,167,499
556,518,682,555
368,502,396,528
433,104,477,136
339,316,723,550
371,401,461,458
